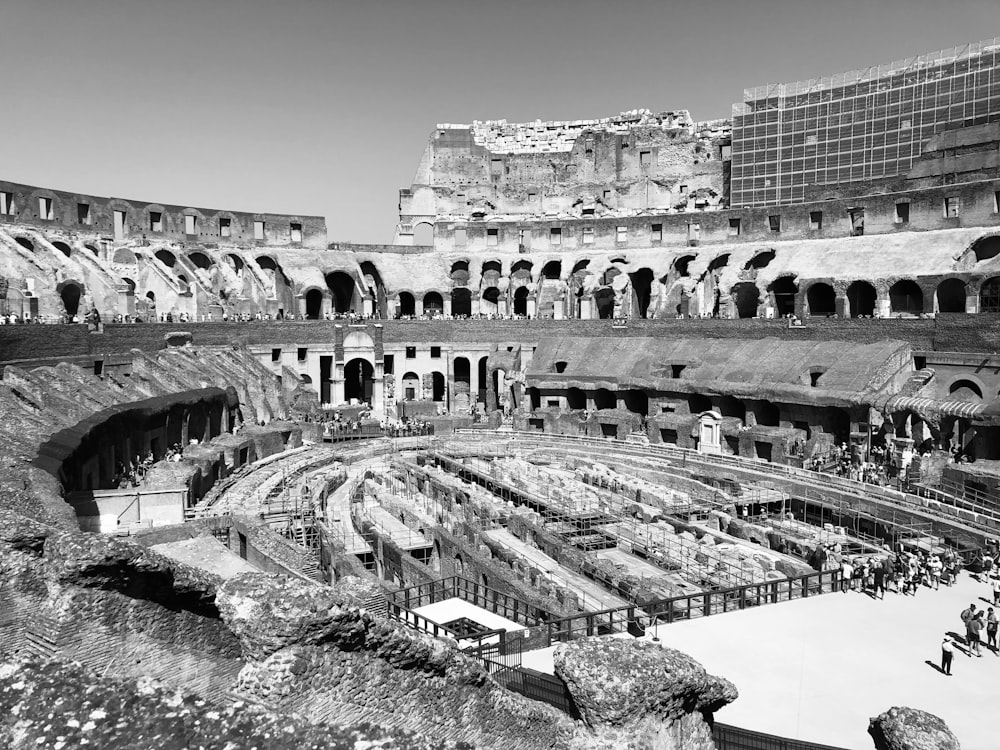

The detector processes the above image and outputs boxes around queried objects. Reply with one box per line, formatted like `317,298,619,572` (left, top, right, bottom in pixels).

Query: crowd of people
840,547,963,598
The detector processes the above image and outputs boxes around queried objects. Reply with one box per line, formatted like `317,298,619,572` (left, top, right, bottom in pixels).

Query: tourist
969,612,984,657
873,562,887,600
991,575,1000,605
987,607,998,653
941,634,954,675
961,603,979,654
841,558,854,592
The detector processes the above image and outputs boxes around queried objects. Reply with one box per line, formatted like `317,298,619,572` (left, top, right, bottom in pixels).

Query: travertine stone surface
869,707,961,750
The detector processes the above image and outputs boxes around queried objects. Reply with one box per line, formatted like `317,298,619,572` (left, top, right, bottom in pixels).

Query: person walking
962,603,978,650
841,558,854,593
873,562,887,600
969,612,985,657
942,635,954,675
987,607,998,653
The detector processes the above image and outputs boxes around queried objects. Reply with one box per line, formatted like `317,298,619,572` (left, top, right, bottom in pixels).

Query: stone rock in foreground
0,654,451,750
869,707,960,750
554,636,737,728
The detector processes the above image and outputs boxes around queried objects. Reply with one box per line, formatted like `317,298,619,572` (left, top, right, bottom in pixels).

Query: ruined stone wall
0,178,327,249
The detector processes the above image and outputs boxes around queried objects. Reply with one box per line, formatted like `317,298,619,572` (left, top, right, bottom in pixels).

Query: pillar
966,291,979,314
415,297,424,317
444,297,452,316
333,363,345,406
527,297,536,318
373,361,385,414
835,294,847,318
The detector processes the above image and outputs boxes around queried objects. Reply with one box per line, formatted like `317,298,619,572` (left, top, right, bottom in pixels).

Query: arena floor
650,571,997,750
519,571,996,749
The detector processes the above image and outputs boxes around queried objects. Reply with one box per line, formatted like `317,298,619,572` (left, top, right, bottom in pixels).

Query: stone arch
571,258,590,277
304,287,324,320
889,279,923,315
688,393,712,414
155,249,177,268
57,281,84,317
480,287,500,314
732,282,760,318
674,254,696,278
450,259,470,285
755,400,780,426
768,276,798,317
970,235,1000,263
629,267,654,318
325,271,357,313
15,236,34,252
51,241,72,257
513,286,529,315
806,282,836,316
413,222,434,246
936,278,967,313
187,251,213,270
622,389,648,416
481,259,503,283
121,277,136,295
567,387,586,410
401,371,420,400
511,259,533,285
542,260,561,280
398,291,416,317
593,287,616,319
846,280,877,317
344,358,375,404
84,244,99,256
451,287,472,317
454,356,471,387
707,254,730,272
980,277,1000,313
718,395,746,421
224,253,245,273
343,331,375,349
948,377,984,402
423,291,444,316
745,249,775,270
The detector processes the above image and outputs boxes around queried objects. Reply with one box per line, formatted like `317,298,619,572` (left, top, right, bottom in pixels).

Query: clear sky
0,0,996,243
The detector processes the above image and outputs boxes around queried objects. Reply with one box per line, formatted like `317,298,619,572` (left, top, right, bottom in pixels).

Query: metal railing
712,722,852,750
387,576,552,627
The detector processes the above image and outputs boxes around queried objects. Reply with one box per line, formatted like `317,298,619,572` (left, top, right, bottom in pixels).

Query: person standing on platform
941,635,954,675
987,607,998,653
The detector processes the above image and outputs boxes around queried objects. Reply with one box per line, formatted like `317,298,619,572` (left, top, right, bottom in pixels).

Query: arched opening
478,357,488,403
145,291,156,304
300,374,313,385
889,280,923,315
806,282,836,316
305,289,324,320
482,259,502,282
972,236,1000,262
413,223,434,246
511,259,533,284
431,371,446,402
59,283,82,317
601,266,622,286
623,389,648,416
344,358,375,404
567,387,586,410
398,291,415,317
755,400,780,427
423,291,443,316
454,357,470,386
674,254,696,278
481,286,500,314
949,379,984,402
85,244,99,256
593,287,616,319
846,281,877,317
936,279,967,313
52,241,72,257
719,395,746,421
732,282,760,318
629,267,654,318
188,251,213,270
707,254,730,272
769,276,798,317
15,237,34,252
688,393,712,414
571,259,590,277
451,288,472,317
450,260,470,285
121,278,136,295
542,260,561,280
402,372,420,401
359,261,386,317
513,286,529,316
155,249,177,268
594,389,616,410
224,253,245,272
326,271,357,313
746,250,775,270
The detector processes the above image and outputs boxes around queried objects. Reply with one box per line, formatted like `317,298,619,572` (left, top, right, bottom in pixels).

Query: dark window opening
271,348,281,362
729,218,741,236
77,203,91,225
651,223,662,242
150,212,163,232
671,364,686,378
895,203,910,224
554,361,568,373
809,211,822,230
406,346,416,359
430,346,441,358
639,150,651,167
768,215,781,232
298,347,307,361
290,223,302,242
220,217,232,238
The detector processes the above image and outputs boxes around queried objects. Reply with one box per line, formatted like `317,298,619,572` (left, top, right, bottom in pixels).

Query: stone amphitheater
4,35,1000,750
